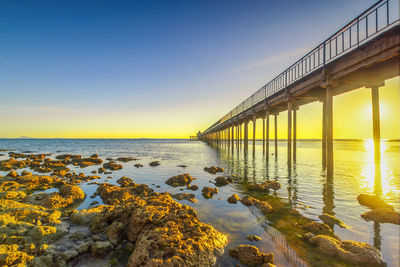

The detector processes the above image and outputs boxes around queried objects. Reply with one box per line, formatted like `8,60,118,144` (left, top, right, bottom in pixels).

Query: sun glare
359,139,398,200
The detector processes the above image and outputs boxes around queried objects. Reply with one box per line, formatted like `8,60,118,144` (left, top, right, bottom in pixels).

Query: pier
198,0,399,176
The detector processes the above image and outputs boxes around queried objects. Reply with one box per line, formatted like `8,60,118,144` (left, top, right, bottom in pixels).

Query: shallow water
0,139,399,266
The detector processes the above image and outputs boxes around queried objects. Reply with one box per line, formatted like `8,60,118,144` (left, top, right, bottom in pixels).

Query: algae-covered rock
91,241,113,258
305,222,333,236
310,235,383,265
165,173,195,187
204,166,224,174
319,213,349,228
229,245,274,266
361,207,400,225
227,194,240,204
202,187,218,199
215,176,230,186
357,194,394,210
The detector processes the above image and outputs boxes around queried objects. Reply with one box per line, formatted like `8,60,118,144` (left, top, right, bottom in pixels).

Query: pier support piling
293,106,297,162
263,117,265,155
244,121,249,152
326,88,334,177
266,112,270,161
253,116,256,155
288,101,292,164
371,86,381,163
274,114,278,158
322,100,327,169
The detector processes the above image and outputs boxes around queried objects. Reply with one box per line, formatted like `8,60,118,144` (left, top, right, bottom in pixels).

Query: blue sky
1,0,391,138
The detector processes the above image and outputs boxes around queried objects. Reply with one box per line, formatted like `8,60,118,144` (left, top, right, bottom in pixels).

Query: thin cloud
231,46,309,73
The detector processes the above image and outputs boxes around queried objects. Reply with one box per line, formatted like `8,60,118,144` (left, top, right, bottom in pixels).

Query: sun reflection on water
359,139,398,200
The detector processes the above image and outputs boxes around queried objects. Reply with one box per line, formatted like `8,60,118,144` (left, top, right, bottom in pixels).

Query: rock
91,154,99,158
173,193,197,203
91,170,98,174
240,196,256,206
310,235,383,265
177,165,187,168
103,162,123,170
228,245,274,266
165,173,195,187
55,154,81,160
126,193,227,267
70,205,110,225
254,200,272,214
202,187,218,199
227,194,240,204
246,235,262,242
107,222,125,245
215,176,230,186
187,184,199,191
91,241,113,258
117,157,136,162
61,249,79,261
117,176,134,187
6,171,18,178
59,184,85,200
204,166,224,174
149,161,160,166
357,194,394,210
98,167,106,173
305,222,333,235
361,207,400,225
319,214,349,228
90,201,99,206
250,181,281,191
75,241,93,254
134,163,143,168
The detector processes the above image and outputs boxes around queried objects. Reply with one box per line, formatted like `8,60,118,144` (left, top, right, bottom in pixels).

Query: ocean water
0,139,399,267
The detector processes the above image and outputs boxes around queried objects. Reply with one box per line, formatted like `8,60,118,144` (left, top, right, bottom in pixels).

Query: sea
0,139,399,267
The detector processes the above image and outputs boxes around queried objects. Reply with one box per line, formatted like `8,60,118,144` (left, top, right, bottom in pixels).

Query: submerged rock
173,193,197,203
149,161,160,167
117,176,135,187
91,241,113,258
117,157,136,162
187,184,199,191
246,235,262,242
229,245,274,266
103,162,123,170
304,222,333,236
310,235,383,265
319,213,349,228
202,187,218,199
240,196,272,214
165,173,194,187
215,176,230,186
249,181,281,191
204,166,224,174
227,194,240,204
361,208,400,225
357,194,394,211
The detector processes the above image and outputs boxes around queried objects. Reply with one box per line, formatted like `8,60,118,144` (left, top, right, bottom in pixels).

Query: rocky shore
0,151,396,266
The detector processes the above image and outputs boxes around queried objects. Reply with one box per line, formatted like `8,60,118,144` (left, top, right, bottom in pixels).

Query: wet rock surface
357,194,394,210
229,245,274,266
310,235,384,265
204,166,224,174
202,187,218,199
227,193,240,204
165,173,195,187
319,213,349,228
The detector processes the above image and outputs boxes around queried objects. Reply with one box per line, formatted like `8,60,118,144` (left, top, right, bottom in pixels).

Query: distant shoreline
0,138,399,142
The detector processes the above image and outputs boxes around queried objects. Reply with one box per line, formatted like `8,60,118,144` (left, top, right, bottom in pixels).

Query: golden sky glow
0,77,398,139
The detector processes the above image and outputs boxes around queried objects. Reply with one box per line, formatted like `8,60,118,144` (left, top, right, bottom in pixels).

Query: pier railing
202,0,399,135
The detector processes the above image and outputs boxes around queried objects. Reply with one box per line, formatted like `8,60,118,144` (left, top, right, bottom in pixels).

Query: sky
0,0,398,139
